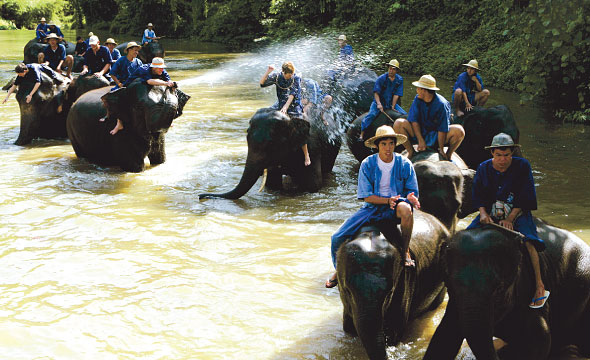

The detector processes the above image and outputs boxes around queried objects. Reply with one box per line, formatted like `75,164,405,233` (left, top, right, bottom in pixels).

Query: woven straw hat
484,133,521,150
462,59,479,70
46,33,59,40
125,42,141,51
337,34,347,41
412,74,440,91
147,23,154,27
385,59,400,69
105,38,117,45
88,32,94,37
150,57,166,68
364,125,407,149
40,18,46,22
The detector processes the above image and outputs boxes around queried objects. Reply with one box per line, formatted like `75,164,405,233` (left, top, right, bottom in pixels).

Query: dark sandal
325,278,338,288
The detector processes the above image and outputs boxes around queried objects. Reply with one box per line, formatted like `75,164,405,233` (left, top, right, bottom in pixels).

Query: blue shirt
407,93,451,148
472,157,537,213
260,72,303,117
48,25,64,38
302,79,326,105
14,64,44,86
143,29,156,44
111,56,144,87
36,23,49,39
83,46,113,74
357,153,419,208
42,44,66,70
339,44,354,62
452,72,484,104
109,48,122,62
373,73,404,109
126,64,171,86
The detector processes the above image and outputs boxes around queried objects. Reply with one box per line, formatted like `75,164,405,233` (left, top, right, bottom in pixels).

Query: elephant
198,107,341,199
424,219,590,360
66,79,189,172
323,67,377,120
336,209,450,360
452,105,522,169
346,109,407,162
116,41,164,65
23,38,84,72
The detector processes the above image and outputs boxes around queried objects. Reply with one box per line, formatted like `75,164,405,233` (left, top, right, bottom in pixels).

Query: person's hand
2,97,8,104
499,219,514,230
407,192,421,209
80,69,88,75
438,148,449,160
267,65,275,73
377,103,383,112
280,106,288,114
166,81,175,87
56,66,62,72
388,195,401,209
480,212,493,224
93,73,102,78
417,139,426,151
26,94,33,103
465,102,473,111
471,75,478,82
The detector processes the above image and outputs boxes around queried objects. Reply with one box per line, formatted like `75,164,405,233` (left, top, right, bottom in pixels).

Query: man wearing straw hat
326,125,421,288
452,59,490,117
36,18,49,42
142,23,160,46
47,21,65,43
38,33,74,79
467,133,547,308
393,74,465,161
360,59,406,140
105,38,121,62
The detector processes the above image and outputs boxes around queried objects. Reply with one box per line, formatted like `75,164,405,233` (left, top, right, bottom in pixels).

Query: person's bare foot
404,252,415,267
109,119,123,135
456,110,465,117
530,285,547,307
56,104,62,114
99,116,107,122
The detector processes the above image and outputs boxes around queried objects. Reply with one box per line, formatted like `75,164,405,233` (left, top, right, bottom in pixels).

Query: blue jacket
373,73,404,109
452,72,484,105
36,23,49,40
111,56,144,88
126,64,170,86
83,46,113,74
43,44,67,70
260,72,303,117
407,93,451,148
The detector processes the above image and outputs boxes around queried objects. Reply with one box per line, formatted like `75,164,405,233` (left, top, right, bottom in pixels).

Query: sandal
325,277,338,288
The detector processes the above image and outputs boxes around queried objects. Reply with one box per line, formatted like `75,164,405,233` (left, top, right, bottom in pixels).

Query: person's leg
444,124,465,160
393,118,416,158
360,101,381,140
475,89,490,106
38,52,45,65
110,119,124,135
64,55,74,78
302,143,311,166
396,201,414,266
453,89,465,117
514,213,546,307
524,240,546,306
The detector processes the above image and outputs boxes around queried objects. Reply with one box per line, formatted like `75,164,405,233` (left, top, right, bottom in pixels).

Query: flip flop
325,278,338,288
404,258,416,268
529,290,550,309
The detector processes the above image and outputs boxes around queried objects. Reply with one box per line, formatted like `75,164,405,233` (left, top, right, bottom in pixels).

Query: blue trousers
467,211,545,251
361,101,407,131
331,204,403,268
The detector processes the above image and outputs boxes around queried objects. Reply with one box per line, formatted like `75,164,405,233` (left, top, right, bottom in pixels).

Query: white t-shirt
377,156,394,197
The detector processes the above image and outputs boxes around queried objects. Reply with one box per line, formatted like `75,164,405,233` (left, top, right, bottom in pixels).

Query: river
1,30,589,359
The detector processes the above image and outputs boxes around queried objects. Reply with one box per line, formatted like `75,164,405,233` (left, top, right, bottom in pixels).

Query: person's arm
472,74,482,92
412,121,426,150
111,74,123,88
478,206,493,224
463,90,472,111
500,207,521,230
2,84,17,103
260,66,274,87
25,82,41,103
95,63,111,78
281,94,294,114
81,65,88,75
392,94,400,108
147,79,173,86
374,92,383,111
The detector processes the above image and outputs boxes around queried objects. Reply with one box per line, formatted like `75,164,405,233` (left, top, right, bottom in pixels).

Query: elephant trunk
460,298,499,360
199,155,264,199
354,306,388,360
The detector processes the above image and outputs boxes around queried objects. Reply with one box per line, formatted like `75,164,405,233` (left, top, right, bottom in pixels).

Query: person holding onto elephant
394,74,465,161
326,125,421,288
74,36,87,56
142,23,160,46
468,133,547,308
38,33,74,79
360,59,406,141
260,62,311,166
452,59,490,117
302,78,332,125
36,18,49,42
80,36,113,81
105,38,121,62
2,63,59,105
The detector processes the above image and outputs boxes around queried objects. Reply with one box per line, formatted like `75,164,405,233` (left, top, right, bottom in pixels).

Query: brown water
1,30,589,359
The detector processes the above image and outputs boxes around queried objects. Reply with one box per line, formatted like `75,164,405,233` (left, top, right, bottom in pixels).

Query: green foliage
0,18,17,30
555,108,590,124
1,0,66,29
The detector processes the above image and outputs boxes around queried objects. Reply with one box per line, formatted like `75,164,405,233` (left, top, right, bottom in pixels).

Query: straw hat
364,125,407,149
88,35,99,45
484,133,521,150
40,17,46,22
462,59,479,70
150,57,166,68
105,38,117,45
412,74,440,91
46,33,59,40
125,41,141,51
337,34,347,41
48,21,56,26
88,32,94,37
147,23,154,27
385,59,400,69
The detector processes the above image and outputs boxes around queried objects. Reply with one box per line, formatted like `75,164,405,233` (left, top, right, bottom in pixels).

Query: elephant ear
384,268,416,343
457,168,476,218
2,77,14,91
174,88,190,118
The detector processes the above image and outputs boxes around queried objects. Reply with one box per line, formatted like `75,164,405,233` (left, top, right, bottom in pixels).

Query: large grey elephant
453,105,522,169
199,107,341,199
424,219,590,360
336,210,450,360
66,80,189,172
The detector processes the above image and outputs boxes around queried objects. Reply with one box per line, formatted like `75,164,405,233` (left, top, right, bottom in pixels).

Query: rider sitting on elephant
38,33,74,79
36,17,49,42
360,59,406,141
452,59,490,117
394,74,465,161
302,78,332,125
74,36,87,56
106,57,175,135
260,62,311,166
80,36,113,81
142,23,160,46
2,63,61,105
468,133,547,308
105,38,121,62
326,125,421,288
47,22,65,44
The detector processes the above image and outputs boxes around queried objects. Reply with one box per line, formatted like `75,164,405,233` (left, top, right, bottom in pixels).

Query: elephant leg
298,153,322,192
343,311,357,336
424,300,464,360
147,133,166,165
265,167,283,191
499,313,550,360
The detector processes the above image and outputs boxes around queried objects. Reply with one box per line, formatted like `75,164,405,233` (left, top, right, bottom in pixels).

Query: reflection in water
0,30,589,359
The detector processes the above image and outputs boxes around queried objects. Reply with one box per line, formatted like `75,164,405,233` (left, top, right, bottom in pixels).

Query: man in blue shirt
260,62,311,166
36,17,49,42
2,63,59,105
360,59,406,140
326,125,421,288
110,42,143,90
452,59,490,117
81,36,113,81
393,74,465,160
142,23,160,46
328,34,355,81
47,22,66,44
38,33,74,79
467,133,546,308
105,38,121,62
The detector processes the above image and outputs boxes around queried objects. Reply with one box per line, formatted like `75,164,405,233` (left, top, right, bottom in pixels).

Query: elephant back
67,74,111,105
23,39,46,64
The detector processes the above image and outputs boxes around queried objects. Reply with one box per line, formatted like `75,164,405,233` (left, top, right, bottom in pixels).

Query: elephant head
14,71,71,145
453,105,522,169
337,211,449,359
199,108,319,199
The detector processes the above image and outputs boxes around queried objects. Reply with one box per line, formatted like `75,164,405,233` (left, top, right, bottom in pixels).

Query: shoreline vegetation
1,0,589,123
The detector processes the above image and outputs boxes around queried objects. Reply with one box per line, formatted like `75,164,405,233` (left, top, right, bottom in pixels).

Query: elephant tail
199,159,264,200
